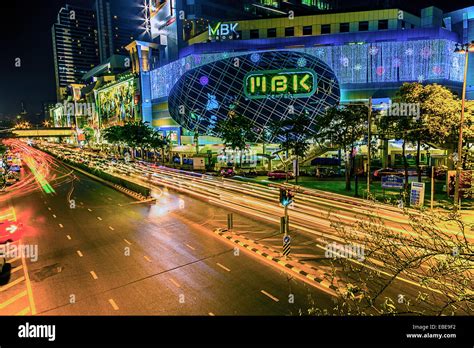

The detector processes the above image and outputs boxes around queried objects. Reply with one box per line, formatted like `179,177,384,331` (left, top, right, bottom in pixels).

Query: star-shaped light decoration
417,74,425,83
368,46,379,56
405,48,414,56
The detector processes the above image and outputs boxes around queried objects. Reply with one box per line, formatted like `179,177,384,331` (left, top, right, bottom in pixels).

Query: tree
271,113,313,184
146,131,168,163
215,114,256,168
317,105,367,191
122,122,153,159
306,207,474,315
102,125,124,155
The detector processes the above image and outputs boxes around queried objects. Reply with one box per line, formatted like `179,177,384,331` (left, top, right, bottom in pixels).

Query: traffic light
279,188,287,205
279,188,294,207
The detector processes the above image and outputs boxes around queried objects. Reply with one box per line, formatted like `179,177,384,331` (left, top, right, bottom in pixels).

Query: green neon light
244,68,317,100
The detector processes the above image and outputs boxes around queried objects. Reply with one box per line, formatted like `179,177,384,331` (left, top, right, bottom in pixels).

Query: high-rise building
52,5,100,101
95,0,141,62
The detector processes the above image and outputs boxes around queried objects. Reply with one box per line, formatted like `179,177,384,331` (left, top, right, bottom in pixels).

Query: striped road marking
144,256,152,263
216,263,231,272
109,226,115,231
169,278,181,288
90,271,98,280
108,299,119,310
185,244,195,251
124,239,132,245
261,290,279,302
77,250,83,257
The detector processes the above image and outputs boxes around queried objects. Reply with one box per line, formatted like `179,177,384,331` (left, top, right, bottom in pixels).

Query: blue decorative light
297,57,307,68
250,53,260,63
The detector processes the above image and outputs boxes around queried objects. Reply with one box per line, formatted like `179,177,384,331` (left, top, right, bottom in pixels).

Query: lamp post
453,42,474,211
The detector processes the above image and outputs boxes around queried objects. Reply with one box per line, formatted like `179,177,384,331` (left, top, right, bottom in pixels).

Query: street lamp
453,41,474,211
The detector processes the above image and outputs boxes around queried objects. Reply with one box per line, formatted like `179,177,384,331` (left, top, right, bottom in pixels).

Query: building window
303,25,312,35
378,19,389,30
321,24,331,34
250,29,259,39
340,22,349,33
267,28,277,38
285,27,294,37
359,21,369,31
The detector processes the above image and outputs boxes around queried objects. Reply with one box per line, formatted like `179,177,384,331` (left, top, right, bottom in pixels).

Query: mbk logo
208,22,239,38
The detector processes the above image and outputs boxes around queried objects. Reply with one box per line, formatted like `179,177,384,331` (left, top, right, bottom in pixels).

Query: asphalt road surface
5,159,336,315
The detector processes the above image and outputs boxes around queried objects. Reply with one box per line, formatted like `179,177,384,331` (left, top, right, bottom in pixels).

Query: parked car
220,167,235,178
372,168,404,180
268,170,294,180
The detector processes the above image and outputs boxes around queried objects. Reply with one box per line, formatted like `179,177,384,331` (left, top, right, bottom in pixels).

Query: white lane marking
90,271,98,280
80,202,84,205
77,250,83,257
261,290,279,302
109,226,115,231
144,256,152,263
66,235,72,240
124,239,132,245
208,312,215,316
47,207,52,211
185,243,195,251
52,214,57,218
216,263,231,272
108,299,119,310
59,224,64,228
87,208,92,212
107,197,112,201
169,278,181,288
97,217,102,221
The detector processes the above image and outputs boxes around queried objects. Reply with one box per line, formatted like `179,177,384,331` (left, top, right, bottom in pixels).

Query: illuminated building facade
145,5,473,144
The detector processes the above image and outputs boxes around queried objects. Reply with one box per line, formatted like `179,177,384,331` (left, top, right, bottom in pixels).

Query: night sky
0,0,472,119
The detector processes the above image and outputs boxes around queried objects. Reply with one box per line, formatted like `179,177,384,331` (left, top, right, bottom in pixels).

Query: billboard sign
244,69,317,100
208,22,240,40
381,175,404,189
410,182,425,207
447,170,473,198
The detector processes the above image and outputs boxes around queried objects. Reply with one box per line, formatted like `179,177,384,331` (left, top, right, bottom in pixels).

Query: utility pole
453,44,471,211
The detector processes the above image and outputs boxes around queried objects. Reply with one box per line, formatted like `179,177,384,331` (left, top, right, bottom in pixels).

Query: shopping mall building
59,2,474,168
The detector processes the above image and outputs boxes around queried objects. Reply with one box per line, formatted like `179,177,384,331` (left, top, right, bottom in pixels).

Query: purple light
199,76,209,86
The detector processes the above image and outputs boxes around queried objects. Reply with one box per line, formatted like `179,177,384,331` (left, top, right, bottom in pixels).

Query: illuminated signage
208,22,239,40
244,69,317,99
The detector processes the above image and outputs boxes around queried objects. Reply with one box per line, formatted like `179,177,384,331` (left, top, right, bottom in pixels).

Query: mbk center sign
208,22,239,40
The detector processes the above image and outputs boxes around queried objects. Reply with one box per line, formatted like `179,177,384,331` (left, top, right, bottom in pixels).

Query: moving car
0,222,23,244
268,170,295,180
